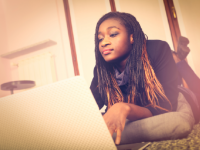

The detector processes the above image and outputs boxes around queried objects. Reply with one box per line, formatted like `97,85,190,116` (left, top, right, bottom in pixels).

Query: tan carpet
144,121,200,150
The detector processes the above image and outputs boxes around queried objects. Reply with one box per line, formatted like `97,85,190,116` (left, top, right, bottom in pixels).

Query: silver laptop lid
0,76,116,149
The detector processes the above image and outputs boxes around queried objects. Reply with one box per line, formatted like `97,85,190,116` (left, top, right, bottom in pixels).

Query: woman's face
98,18,133,64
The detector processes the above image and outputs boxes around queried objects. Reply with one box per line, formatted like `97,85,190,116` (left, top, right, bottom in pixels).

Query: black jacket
90,40,198,122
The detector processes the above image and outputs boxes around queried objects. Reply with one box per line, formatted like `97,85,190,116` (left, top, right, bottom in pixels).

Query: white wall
0,0,11,97
115,0,173,49
0,0,74,97
0,58,11,97
0,0,7,53
69,0,110,86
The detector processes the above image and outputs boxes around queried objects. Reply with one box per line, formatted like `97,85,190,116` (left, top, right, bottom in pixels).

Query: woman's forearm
120,103,153,121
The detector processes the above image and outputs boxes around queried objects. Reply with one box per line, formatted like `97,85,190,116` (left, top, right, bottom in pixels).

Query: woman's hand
103,102,152,144
103,102,130,145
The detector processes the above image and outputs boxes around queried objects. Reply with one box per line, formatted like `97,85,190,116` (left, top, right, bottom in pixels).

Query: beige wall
116,0,173,49
0,58,11,97
174,0,200,77
69,0,110,85
0,0,10,97
0,0,7,54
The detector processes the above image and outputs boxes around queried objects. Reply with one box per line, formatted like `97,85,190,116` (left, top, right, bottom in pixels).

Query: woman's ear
130,34,134,44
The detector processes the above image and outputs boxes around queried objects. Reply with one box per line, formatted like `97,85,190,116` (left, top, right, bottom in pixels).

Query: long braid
94,12,172,111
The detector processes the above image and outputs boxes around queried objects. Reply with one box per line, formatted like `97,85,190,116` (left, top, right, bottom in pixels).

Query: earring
131,37,134,44
130,34,134,44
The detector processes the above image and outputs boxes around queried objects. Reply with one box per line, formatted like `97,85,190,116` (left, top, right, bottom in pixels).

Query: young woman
90,12,195,145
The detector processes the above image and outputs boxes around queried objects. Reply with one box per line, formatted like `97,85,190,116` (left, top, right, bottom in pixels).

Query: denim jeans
113,92,195,144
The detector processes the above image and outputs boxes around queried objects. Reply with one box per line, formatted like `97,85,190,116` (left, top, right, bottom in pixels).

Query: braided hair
95,12,171,111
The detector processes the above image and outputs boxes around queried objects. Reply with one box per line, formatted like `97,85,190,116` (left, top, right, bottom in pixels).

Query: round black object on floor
1,80,35,94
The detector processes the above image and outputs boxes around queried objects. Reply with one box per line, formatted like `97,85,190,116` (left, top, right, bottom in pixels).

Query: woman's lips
102,49,112,55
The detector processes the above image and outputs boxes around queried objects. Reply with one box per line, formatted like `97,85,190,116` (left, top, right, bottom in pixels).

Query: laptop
0,76,150,149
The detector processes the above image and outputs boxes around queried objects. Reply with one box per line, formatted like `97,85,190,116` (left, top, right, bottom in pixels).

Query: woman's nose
101,38,111,47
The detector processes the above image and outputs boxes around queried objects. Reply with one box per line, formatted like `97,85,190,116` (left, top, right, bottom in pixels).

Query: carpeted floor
144,121,200,150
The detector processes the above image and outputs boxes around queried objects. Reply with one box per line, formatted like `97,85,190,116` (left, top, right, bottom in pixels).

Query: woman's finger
108,127,115,137
115,128,122,145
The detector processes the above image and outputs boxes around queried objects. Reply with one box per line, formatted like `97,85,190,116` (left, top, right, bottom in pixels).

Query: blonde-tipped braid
141,39,172,111
106,40,172,111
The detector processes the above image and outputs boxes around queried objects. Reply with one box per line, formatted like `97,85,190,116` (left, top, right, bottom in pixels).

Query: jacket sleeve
90,66,105,110
146,40,179,116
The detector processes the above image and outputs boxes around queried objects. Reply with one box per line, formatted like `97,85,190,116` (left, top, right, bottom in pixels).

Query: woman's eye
98,38,103,42
110,33,118,37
